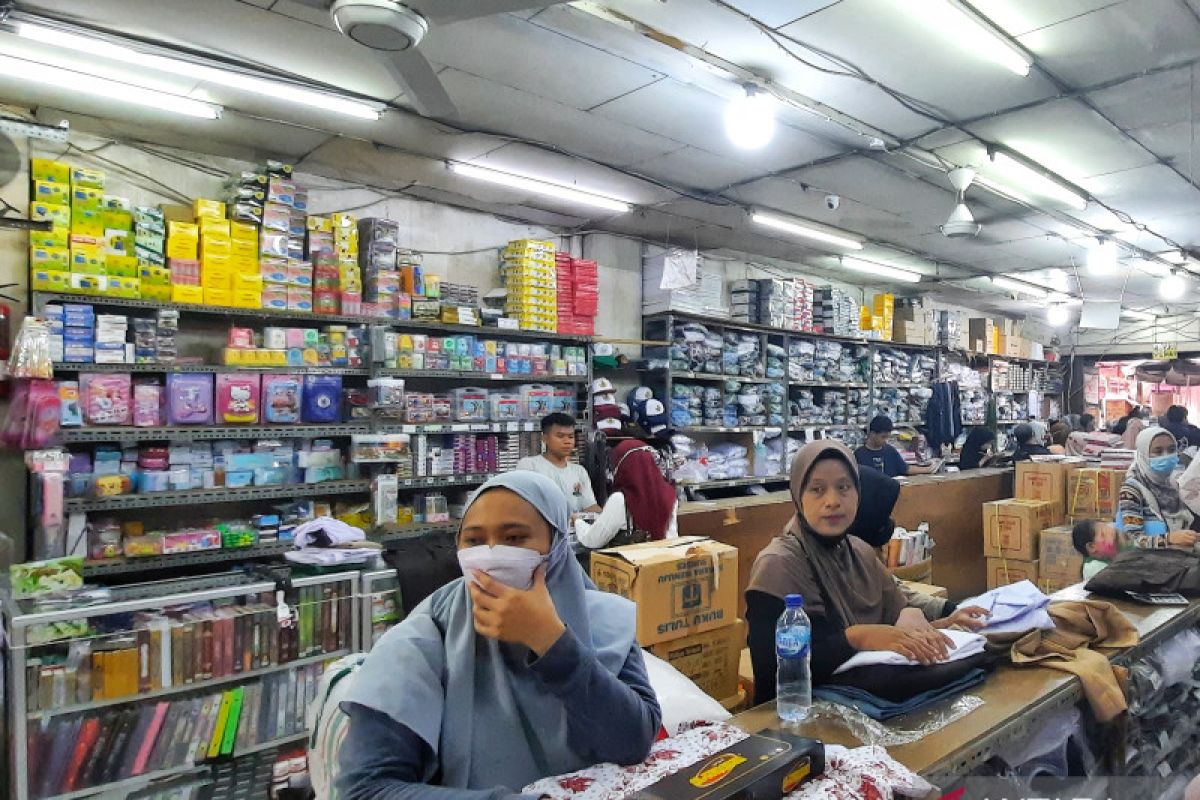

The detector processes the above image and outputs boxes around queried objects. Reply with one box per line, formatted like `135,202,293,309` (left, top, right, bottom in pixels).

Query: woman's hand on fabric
468,568,566,656
1168,530,1199,547
847,624,953,665
934,605,991,631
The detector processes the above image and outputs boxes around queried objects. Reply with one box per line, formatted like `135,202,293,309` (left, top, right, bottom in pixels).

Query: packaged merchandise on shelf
641,249,728,317
222,324,367,369
501,238,557,332
790,386,869,427
371,328,586,376
813,286,862,337
723,331,763,378
669,320,723,374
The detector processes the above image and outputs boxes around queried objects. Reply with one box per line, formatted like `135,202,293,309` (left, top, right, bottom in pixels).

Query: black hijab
959,427,996,470
848,464,901,547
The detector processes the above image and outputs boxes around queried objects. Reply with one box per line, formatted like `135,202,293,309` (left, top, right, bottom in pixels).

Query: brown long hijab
747,440,904,627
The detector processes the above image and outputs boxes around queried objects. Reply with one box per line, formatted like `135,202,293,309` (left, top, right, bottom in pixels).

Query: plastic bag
811,695,985,747
9,318,53,380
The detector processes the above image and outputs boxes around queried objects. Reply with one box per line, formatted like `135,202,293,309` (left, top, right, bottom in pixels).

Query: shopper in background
1012,422,1055,461
1115,409,1147,449
517,412,601,513
575,440,679,548
1071,519,1132,580
1048,419,1071,448
745,441,983,704
1079,413,1097,433
854,415,935,477
338,471,661,798
1161,405,1200,449
958,427,998,470
1119,427,1200,549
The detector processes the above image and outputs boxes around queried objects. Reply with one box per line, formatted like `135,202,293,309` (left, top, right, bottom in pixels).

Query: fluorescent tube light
990,276,1049,298
0,53,219,118
919,1,1033,76
449,162,632,213
839,257,922,283
987,149,1088,210
1087,239,1118,276
17,23,381,120
1135,259,1171,278
751,212,863,251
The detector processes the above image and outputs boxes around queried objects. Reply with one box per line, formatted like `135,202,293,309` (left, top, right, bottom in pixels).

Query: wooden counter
677,468,1013,609
730,595,1200,786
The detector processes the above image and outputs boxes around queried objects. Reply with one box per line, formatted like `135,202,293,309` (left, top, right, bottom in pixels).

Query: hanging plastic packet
9,317,53,379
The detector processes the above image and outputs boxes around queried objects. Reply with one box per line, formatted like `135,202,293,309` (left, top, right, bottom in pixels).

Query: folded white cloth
959,579,1055,634
833,628,986,674
292,516,365,549
285,547,377,566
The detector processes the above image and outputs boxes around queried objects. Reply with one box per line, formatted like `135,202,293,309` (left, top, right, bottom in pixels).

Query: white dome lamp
1160,269,1187,299
941,167,982,238
724,84,776,150
1046,304,1070,327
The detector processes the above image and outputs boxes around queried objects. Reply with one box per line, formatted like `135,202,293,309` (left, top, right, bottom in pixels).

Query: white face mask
457,544,548,590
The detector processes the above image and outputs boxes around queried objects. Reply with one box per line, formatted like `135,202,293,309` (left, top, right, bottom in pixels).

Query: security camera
825,194,840,211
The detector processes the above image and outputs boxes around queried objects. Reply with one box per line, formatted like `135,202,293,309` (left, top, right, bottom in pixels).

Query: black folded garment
821,651,995,702
1084,548,1200,596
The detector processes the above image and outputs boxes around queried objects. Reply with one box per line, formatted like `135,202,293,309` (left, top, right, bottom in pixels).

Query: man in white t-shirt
515,412,600,513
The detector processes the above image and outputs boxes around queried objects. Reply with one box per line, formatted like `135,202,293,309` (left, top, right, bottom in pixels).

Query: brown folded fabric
1010,600,1138,723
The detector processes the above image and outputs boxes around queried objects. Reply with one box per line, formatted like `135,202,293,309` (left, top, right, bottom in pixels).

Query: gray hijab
342,471,637,789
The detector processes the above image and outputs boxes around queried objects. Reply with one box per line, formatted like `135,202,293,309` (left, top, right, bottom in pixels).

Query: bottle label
776,628,810,658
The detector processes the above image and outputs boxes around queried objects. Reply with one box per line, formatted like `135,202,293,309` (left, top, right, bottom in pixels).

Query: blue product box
94,341,125,351
224,470,254,488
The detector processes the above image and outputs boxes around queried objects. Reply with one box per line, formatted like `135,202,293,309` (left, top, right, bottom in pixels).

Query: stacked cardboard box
554,255,598,335
813,286,859,337
1067,467,1127,523
591,537,742,701
1038,524,1085,593
1015,460,1085,525
502,239,557,332
982,498,1057,588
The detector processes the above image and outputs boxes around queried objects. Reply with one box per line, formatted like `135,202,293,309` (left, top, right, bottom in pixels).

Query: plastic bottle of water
776,593,812,723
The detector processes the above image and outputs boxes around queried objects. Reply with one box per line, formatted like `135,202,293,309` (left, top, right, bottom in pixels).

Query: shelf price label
1153,343,1178,359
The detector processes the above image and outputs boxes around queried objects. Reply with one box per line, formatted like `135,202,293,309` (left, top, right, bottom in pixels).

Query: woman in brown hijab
746,440,981,704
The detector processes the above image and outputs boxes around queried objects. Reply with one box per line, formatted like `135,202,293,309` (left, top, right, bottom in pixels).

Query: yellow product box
229,220,257,241
102,209,133,231
71,244,107,274
138,265,172,285
141,283,172,301
232,290,262,309
30,226,70,249
201,222,231,241
105,233,133,257
31,201,71,227
68,272,103,294
71,185,104,210
167,239,199,261
168,220,199,240
32,180,69,204
648,621,744,700
259,349,287,366
31,158,70,184
229,256,258,276
70,166,105,189
194,198,226,221
201,251,231,269
201,235,232,257
202,273,232,292
332,212,357,230
105,255,139,277
204,288,233,306
71,208,106,237
30,245,70,271
222,347,252,366
591,536,738,646
31,269,70,292
103,195,130,211
106,276,140,298
171,284,205,304
307,216,332,233
233,272,263,291
982,498,1057,561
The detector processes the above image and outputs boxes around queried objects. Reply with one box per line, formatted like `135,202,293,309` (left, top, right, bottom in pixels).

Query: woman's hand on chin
468,568,567,656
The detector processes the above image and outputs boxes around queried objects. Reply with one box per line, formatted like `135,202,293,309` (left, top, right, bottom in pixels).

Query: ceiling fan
291,0,567,118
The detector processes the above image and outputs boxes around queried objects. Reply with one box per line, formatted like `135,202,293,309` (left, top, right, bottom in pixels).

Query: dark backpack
1084,548,1200,596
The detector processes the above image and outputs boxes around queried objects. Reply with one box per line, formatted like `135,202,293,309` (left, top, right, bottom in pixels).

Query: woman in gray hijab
338,471,661,798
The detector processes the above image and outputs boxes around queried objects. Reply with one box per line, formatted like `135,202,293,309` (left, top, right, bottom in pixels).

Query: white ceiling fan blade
407,0,564,26
383,47,457,118
282,0,333,10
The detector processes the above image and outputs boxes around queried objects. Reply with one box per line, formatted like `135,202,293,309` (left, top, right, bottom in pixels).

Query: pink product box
169,259,201,284
260,258,288,284
215,373,261,424
162,528,221,554
262,285,289,310
81,373,132,426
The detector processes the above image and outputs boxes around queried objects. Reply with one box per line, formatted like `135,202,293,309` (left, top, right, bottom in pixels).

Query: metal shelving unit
376,367,585,383
65,478,372,513
61,423,372,444
375,421,542,435
52,362,371,376
679,475,789,490
83,541,293,577
6,572,358,800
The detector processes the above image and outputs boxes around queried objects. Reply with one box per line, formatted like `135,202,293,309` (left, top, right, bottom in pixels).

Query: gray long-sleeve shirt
336,628,662,800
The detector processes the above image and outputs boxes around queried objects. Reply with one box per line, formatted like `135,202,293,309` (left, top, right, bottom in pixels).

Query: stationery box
590,537,738,646
982,498,1057,561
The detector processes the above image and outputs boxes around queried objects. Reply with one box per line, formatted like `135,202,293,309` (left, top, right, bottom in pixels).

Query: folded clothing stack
816,663,989,720
958,579,1054,635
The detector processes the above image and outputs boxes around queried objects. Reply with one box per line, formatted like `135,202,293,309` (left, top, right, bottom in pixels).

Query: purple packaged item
133,381,164,427
166,373,214,425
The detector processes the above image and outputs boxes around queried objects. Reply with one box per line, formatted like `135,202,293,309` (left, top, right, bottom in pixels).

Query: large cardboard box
1038,575,1074,595
986,557,1039,589
649,620,744,700
1015,460,1085,524
591,536,739,646
968,318,993,353
1005,336,1023,358
1067,468,1126,519
1039,525,1085,582
982,499,1057,560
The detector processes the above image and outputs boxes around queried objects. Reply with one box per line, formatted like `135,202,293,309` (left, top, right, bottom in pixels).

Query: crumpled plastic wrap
811,695,985,747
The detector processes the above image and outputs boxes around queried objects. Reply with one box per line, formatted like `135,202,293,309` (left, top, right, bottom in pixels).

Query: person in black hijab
1013,423,1052,462
958,427,997,470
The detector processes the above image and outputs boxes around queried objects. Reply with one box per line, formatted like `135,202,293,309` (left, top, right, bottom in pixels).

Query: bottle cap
784,594,804,607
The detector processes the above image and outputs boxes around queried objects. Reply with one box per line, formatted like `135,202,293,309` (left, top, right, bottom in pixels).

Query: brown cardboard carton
1039,525,1085,581
1038,575,1073,595
1005,336,1023,358
1067,468,1127,518
1015,460,1085,524
591,536,739,646
986,557,1039,589
982,499,1057,560
968,318,993,353
649,620,744,700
